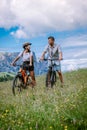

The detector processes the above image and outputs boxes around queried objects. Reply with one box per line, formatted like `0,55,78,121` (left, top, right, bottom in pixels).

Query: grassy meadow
0,69,87,130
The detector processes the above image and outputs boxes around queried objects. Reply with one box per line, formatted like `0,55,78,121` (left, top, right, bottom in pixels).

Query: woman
11,42,36,87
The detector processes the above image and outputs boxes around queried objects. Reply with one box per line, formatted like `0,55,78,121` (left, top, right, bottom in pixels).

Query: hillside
0,72,15,82
0,69,87,130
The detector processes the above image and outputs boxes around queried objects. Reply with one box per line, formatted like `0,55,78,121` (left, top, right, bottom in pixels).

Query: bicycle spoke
12,75,23,95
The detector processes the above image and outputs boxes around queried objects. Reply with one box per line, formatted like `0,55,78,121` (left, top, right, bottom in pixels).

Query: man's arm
40,51,47,60
58,45,63,60
40,45,48,60
59,52,63,60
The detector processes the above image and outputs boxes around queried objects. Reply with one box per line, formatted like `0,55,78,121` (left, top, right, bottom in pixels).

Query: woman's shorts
22,61,34,71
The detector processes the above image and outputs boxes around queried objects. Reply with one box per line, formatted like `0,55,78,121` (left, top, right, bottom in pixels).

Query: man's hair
48,36,55,41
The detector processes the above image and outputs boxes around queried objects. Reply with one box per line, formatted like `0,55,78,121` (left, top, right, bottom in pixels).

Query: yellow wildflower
64,125,68,130
6,109,9,113
30,127,32,130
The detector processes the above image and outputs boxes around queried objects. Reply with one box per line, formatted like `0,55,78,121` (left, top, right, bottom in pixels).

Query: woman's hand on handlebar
10,62,16,66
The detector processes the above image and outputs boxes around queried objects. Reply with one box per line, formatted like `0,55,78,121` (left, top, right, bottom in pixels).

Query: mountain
0,52,47,75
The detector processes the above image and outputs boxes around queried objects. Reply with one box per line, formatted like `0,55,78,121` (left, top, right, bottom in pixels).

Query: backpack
32,51,37,62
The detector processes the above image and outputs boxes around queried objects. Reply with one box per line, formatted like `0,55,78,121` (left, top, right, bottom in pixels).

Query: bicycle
12,65,32,95
43,58,59,88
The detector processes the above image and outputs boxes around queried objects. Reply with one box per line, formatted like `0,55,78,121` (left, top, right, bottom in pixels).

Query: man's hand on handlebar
59,57,63,61
40,56,44,61
39,57,63,62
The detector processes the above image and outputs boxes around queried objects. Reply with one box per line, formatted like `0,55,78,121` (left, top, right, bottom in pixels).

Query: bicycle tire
46,70,52,88
26,76,32,86
12,73,23,95
50,71,56,88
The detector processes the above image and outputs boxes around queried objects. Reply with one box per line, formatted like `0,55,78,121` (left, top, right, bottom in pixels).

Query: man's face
48,39,54,46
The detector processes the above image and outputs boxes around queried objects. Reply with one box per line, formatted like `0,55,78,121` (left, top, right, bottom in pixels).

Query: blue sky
0,0,87,71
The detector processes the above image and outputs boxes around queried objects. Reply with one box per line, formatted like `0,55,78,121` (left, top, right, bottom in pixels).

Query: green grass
0,69,87,130
0,72,15,82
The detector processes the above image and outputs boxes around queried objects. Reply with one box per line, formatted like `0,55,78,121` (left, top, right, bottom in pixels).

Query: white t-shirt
18,51,33,62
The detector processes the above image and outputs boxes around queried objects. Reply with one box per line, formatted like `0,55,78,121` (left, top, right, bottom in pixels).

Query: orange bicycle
12,65,32,95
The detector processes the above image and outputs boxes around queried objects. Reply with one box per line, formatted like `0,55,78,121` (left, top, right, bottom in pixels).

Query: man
11,42,36,87
40,36,64,86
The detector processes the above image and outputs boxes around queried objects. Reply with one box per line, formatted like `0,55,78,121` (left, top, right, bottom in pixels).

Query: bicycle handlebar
15,64,22,67
39,58,63,62
43,58,63,61
10,64,22,67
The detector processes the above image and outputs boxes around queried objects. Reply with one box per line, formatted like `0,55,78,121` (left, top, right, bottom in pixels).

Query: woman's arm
11,52,23,66
11,56,20,66
30,55,33,66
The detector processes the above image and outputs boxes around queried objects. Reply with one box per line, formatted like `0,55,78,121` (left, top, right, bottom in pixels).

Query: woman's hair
23,42,32,49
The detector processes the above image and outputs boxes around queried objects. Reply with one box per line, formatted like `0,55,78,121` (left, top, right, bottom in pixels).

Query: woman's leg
24,74,28,84
29,71,36,86
21,69,27,84
19,68,27,86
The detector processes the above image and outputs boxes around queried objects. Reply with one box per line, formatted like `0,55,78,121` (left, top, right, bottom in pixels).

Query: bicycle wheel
46,70,52,88
12,73,23,95
26,75,32,86
50,71,56,88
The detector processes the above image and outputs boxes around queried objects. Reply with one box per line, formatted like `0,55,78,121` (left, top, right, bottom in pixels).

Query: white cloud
63,48,87,60
57,34,87,60
10,28,28,39
0,0,87,38
61,34,87,48
61,58,87,71
73,50,87,58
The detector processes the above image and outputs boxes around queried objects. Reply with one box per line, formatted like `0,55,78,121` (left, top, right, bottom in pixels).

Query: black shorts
22,61,34,71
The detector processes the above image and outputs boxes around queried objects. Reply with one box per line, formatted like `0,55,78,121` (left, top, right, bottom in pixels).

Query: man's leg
57,71,64,85
29,71,36,86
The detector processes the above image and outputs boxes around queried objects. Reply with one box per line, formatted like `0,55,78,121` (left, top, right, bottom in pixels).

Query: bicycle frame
14,64,30,84
44,58,59,71
44,58,58,87
12,64,32,95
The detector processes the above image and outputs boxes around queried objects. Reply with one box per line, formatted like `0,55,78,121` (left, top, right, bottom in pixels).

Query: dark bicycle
44,58,59,88
12,65,32,95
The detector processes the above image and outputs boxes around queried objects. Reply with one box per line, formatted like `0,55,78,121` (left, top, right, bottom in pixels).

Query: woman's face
25,45,31,50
